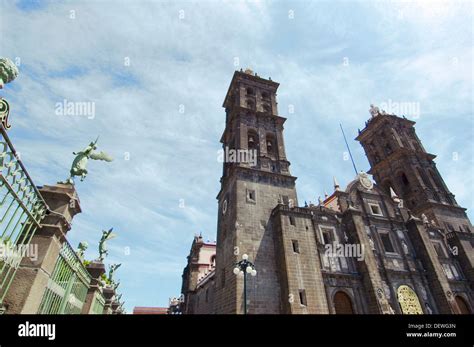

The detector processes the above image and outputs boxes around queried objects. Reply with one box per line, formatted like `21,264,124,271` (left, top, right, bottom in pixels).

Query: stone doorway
334,291,354,314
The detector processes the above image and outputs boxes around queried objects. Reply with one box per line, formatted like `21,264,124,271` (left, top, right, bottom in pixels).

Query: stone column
3,184,81,314
405,218,457,313
102,286,115,314
446,231,474,285
81,261,106,314
111,300,120,314
347,210,394,314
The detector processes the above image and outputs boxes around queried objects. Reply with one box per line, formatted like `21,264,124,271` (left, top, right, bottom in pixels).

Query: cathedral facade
181,70,473,314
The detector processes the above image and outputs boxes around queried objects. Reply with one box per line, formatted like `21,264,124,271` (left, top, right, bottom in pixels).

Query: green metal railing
90,290,106,314
37,240,91,314
0,127,48,306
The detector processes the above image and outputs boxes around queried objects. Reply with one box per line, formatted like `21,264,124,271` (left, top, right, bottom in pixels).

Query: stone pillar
81,261,106,314
3,184,81,314
446,231,474,285
102,286,115,314
405,218,457,313
347,211,394,314
111,300,120,314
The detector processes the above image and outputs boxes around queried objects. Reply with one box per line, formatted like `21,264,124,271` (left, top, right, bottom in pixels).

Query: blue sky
1,0,472,312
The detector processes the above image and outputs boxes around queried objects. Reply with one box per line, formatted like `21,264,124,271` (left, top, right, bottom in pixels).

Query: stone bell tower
355,107,471,232
213,69,297,314
356,106,473,291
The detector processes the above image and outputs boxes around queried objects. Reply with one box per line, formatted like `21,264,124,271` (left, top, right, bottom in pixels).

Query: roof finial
318,196,323,205
324,192,329,198
390,187,400,204
333,176,340,191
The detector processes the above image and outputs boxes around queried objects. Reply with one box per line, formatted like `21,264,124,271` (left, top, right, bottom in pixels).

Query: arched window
263,103,271,113
266,134,276,155
261,91,270,99
400,172,410,187
246,87,255,96
382,180,394,196
246,99,255,110
455,296,471,314
368,142,381,164
333,291,354,314
247,130,258,150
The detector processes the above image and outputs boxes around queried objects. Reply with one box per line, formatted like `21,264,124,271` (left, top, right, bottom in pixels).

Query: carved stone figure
368,237,375,250
108,263,121,283
98,228,116,261
60,137,113,184
401,240,409,254
369,104,380,118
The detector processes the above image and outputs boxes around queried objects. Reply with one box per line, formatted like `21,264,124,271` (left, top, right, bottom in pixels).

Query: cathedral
181,70,473,314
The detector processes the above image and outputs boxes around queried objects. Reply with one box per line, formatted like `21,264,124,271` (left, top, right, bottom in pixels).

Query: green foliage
101,273,111,285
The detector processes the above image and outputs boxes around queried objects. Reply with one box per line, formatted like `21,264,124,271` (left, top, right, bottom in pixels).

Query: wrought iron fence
0,126,48,306
37,240,91,314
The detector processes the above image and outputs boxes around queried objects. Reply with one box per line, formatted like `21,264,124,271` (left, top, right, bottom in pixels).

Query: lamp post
233,253,257,314
168,295,184,314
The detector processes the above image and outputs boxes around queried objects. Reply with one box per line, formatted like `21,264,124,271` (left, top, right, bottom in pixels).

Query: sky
0,0,472,312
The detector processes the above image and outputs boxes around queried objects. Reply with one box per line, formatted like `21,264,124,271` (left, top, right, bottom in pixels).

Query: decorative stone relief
382,281,391,300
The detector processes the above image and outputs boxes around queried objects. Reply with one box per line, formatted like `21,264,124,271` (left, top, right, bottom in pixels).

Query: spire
390,187,400,204
333,176,340,191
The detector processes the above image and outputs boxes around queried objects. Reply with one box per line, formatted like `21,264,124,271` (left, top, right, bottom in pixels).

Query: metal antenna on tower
340,123,358,176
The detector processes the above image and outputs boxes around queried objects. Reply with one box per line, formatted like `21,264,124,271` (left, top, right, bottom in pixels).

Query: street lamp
233,253,257,314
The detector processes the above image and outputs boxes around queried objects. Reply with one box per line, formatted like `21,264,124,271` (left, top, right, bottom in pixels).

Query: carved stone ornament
358,171,373,190
382,281,391,300
376,287,384,299
222,199,228,215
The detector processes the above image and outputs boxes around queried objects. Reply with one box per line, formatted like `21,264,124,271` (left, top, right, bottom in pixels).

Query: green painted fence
37,240,91,314
0,127,48,307
91,290,106,314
